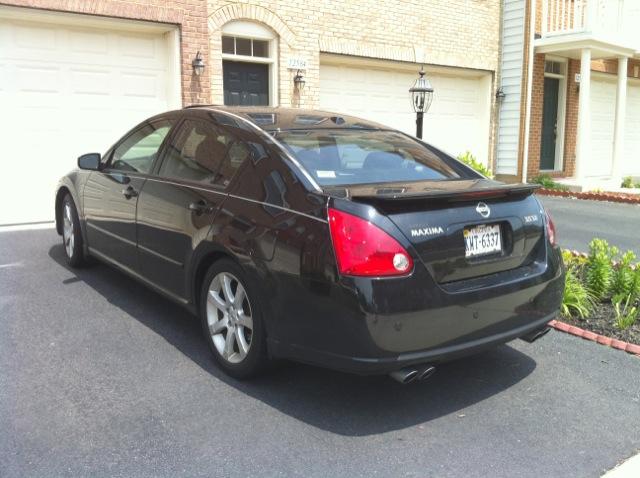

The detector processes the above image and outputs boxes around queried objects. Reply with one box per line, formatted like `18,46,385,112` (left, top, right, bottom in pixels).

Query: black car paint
55,106,564,375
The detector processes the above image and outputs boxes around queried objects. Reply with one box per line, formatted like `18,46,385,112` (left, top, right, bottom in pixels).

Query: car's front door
135,116,250,300
83,119,173,272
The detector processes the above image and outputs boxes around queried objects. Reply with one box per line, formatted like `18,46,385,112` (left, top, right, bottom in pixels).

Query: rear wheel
199,259,268,379
61,194,87,268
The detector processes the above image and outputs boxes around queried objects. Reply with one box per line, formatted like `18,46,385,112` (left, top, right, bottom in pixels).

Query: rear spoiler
326,182,541,203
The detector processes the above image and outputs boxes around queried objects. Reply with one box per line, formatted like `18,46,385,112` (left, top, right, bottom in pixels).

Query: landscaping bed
530,174,640,204
557,243,640,356
537,188,640,205
559,303,640,346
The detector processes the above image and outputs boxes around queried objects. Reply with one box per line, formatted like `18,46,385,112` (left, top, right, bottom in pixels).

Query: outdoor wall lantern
294,70,306,91
496,87,506,101
192,51,205,76
409,66,434,139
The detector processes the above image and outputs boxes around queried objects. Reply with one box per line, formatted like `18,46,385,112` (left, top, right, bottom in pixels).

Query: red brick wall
562,59,580,177
527,54,545,179
0,0,211,105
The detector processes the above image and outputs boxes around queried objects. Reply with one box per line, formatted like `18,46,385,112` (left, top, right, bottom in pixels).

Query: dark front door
223,60,269,106
540,77,560,170
83,119,173,272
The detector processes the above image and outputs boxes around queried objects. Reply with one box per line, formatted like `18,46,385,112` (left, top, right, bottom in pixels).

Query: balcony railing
540,0,640,52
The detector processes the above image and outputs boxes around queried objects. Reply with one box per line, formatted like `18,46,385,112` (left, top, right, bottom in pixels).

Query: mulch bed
537,188,640,204
559,302,640,346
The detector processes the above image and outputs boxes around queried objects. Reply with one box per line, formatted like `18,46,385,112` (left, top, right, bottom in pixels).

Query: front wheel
199,259,269,379
61,194,87,268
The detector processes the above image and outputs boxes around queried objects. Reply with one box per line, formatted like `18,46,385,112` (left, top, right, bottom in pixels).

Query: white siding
496,0,526,175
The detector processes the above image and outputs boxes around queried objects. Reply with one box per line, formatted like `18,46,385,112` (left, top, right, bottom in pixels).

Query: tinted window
110,120,172,173
159,119,247,187
275,130,461,186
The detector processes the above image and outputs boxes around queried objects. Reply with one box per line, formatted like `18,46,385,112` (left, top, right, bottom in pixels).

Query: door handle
122,185,138,199
188,200,213,215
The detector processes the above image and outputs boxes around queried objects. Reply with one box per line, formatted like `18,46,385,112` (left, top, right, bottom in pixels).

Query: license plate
463,224,502,258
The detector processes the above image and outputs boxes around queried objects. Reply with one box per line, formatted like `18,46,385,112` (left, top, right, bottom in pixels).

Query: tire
61,194,87,268
199,259,269,379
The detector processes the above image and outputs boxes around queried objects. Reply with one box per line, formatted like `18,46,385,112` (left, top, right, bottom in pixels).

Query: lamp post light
409,67,434,139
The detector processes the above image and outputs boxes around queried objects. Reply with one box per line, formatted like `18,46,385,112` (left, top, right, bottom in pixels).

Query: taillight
328,208,413,277
544,208,557,247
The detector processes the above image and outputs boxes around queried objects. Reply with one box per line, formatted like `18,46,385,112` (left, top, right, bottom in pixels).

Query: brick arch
208,4,297,48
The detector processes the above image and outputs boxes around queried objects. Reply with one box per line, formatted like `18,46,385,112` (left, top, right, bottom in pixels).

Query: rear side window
275,129,461,186
158,119,247,187
110,120,173,173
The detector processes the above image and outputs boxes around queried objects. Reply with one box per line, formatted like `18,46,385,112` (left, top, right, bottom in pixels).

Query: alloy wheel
63,203,74,258
206,272,253,364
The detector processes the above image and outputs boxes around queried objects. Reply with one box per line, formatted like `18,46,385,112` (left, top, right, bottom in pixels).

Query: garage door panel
320,61,491,165
589,79,616,177
70,68,111,95
69,29,108,54
0,17,176,225
624,83,640,176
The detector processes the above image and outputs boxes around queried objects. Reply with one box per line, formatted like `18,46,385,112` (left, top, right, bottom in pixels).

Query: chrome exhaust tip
520,326,551,344
389,368,419,384
418,365,436,381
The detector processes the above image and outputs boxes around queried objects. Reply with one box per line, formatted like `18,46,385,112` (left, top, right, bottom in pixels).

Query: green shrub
562,250,587,271
631,267,640,301
561,267,596,319
457,151,493,178
530,174,569,191
621,176,634,188
635,182,640,189
612,250,637,297
585,239,618,300
612,293,639,330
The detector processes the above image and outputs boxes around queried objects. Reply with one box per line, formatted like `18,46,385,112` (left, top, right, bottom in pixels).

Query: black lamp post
409,67,434,139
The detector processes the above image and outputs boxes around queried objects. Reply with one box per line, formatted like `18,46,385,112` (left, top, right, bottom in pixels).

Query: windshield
274,129,461,186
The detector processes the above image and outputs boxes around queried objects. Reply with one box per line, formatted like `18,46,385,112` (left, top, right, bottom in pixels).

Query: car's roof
183,105,390,132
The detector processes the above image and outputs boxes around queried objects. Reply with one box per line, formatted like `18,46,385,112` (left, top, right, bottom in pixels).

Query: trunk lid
326,179,545,283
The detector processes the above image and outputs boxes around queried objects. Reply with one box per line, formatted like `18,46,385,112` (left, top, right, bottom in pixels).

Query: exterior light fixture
294,70,305,90
192,51,205,76
409,66,434,139
496,87,506,101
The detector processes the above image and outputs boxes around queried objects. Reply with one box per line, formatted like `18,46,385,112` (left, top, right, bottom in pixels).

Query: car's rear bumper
268,245,564,375
268,312,555,375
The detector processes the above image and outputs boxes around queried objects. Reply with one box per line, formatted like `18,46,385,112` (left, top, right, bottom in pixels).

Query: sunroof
293,115,328,125
247,113,276,125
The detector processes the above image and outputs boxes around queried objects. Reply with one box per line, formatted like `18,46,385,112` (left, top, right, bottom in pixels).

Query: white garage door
0,11,179,225
319,58,492,166
624,82,640,177
589,77,616,177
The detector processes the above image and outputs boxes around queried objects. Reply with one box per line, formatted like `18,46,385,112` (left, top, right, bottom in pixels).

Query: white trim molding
541,57,568,172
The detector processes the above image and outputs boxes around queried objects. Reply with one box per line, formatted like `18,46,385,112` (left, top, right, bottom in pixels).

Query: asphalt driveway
1,228,640,478
539,196,640,255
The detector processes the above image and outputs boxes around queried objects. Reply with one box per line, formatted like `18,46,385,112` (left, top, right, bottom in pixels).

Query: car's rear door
83,119,174,272
135,113,250,300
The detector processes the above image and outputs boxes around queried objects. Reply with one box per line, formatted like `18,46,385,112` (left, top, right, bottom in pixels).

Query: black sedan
55,106,564,383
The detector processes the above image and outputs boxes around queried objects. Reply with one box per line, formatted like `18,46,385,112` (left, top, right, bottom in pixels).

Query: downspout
521,0,537,183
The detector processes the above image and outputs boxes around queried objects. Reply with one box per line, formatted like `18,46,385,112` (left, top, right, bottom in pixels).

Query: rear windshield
274,129,460,186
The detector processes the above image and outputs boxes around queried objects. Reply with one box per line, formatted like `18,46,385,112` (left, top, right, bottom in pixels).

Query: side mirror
78,153,101,171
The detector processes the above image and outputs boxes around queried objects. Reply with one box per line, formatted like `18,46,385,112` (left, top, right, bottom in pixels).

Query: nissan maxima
55,106,564,383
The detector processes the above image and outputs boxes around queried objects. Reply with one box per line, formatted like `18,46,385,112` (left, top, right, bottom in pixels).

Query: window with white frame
221,21,278,106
